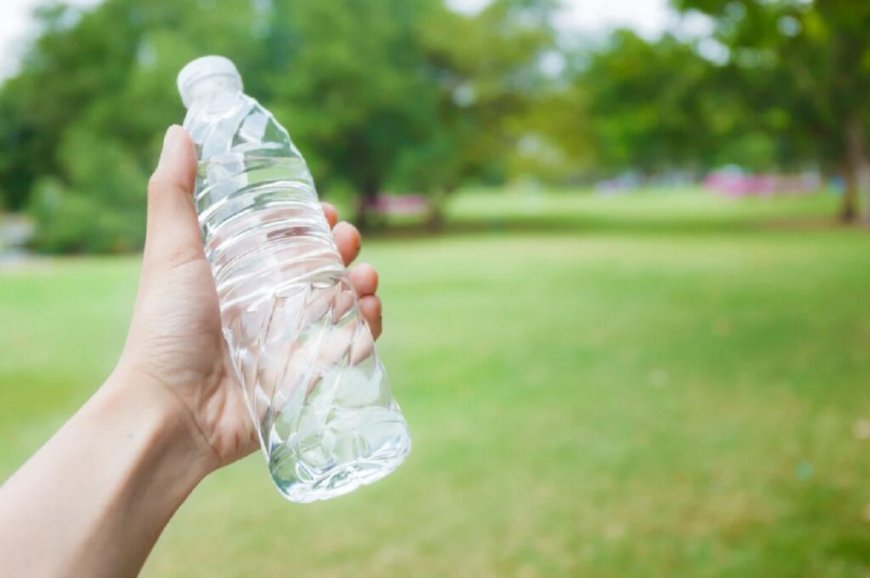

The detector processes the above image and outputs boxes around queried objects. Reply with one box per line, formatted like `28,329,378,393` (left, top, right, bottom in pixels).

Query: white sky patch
449,0,672,36
0,0,101,79
539,50,566,77
559,0,670,39
0,0,39,79
445,0,491,15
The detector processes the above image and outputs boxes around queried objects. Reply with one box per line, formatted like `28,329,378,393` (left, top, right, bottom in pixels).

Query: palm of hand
118,126,381,470
123,254,254,467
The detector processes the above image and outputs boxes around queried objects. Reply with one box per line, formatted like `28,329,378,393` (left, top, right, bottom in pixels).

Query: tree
672,0,870,221
261,0,557,228
258,0,444,229
0,0,264,250
0,0,560,243
571,29,761,178
410,0,560,218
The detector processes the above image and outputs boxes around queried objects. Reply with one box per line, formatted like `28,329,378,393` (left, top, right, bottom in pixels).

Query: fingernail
158,125,181,171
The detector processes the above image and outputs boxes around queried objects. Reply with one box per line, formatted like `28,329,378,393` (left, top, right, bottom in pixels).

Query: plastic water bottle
177,56,410,503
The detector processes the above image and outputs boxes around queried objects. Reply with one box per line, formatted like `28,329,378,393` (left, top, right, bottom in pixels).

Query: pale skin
0,126,384,578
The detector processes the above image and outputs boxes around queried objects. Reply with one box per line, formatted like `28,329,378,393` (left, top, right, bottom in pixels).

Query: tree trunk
841,160,859,223
355,180,380,232
426,202,445,232
841,116,867,224
425,188,449,232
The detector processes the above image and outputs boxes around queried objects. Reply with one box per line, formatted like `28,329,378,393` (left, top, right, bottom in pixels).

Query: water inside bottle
196,147,410,502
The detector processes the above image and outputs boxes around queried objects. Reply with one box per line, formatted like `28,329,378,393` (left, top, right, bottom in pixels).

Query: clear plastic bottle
177,55,410,503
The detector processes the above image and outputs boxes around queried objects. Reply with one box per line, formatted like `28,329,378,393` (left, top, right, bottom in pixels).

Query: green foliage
670,0,870,219
29,131,148,253
415,0,560,187
2,0,866,249
0,0,558,248
576,31,724,174
260,0,557,227
262,0,442,200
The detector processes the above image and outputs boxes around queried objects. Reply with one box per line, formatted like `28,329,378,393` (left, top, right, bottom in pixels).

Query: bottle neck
183,74,243,112
182,88,250,160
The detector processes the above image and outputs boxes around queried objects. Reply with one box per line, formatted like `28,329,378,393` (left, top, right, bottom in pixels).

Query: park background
1,0,869,576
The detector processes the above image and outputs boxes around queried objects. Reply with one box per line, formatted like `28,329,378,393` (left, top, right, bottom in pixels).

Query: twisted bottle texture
178,56,410,503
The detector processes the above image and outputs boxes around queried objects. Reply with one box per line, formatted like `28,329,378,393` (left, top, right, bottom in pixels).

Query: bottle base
269,437,411,503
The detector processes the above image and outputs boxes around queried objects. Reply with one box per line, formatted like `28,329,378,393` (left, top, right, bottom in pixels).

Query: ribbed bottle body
186,94,410,503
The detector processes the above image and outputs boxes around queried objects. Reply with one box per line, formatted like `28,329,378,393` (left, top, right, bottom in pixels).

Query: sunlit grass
1,189,868,577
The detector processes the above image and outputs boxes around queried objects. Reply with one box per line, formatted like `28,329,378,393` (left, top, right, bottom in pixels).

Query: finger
144,125,202,268
358,295,383,340
321,202,338,229
348,263,378,297
333,221,361,266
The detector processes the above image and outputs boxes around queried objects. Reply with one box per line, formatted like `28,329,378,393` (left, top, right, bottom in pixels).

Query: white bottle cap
177,55,243,108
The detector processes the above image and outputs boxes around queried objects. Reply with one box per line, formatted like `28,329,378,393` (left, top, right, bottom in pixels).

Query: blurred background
1,0,868,576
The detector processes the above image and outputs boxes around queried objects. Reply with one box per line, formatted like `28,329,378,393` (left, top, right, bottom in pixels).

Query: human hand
0,125,386,578
113,125,384,471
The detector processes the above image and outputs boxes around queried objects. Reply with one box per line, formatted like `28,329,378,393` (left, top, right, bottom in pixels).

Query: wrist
0,369,219,577
97,367,220,486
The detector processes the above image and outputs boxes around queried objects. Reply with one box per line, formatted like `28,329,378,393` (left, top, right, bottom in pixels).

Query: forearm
0,371,216,578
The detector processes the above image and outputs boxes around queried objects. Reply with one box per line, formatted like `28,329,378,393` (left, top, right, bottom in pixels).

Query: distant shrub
29,131,148,254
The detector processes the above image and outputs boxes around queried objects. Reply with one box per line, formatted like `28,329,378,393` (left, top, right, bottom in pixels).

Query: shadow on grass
366,214,843,240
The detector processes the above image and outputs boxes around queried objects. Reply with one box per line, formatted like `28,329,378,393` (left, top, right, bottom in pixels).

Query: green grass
2,189,869,577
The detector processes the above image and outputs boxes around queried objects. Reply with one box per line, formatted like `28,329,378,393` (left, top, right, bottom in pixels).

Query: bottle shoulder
185,94,298,162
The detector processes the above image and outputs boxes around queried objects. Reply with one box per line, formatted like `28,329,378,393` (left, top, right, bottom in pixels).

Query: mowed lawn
1,190,869,577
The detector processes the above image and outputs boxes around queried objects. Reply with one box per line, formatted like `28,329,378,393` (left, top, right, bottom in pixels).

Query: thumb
143,125,202,268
